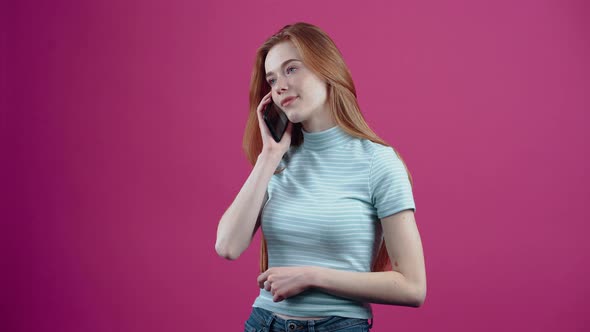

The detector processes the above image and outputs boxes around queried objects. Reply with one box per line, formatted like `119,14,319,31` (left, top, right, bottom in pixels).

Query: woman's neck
301,108,336,132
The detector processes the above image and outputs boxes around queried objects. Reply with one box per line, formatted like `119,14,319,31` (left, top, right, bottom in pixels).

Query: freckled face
264,41,329,125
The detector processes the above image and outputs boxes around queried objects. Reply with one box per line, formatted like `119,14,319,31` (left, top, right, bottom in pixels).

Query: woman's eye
268,78,276,85
286,66,297,74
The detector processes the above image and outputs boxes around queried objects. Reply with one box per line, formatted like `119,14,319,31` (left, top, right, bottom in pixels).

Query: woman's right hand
256,91,293,159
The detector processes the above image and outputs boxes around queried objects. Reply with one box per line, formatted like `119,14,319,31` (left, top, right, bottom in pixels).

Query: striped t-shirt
252,125,416,319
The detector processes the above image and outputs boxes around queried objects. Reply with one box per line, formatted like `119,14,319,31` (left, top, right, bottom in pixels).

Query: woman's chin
286,113,304,124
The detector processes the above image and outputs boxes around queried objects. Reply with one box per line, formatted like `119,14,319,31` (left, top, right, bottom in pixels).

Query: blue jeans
244,307,373,332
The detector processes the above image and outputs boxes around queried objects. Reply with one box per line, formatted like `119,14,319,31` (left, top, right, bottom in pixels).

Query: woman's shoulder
353,137,397,159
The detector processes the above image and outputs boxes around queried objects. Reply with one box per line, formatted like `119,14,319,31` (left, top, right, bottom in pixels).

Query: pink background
4,0,589,331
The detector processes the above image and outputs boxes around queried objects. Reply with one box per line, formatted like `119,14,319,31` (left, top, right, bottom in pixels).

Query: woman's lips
281,97,298,107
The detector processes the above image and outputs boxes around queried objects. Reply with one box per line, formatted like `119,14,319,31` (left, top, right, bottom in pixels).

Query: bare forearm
308,267,425,307
215,152,281,259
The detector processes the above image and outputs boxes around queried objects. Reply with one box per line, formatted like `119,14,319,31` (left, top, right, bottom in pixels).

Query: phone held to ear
263,100,290,142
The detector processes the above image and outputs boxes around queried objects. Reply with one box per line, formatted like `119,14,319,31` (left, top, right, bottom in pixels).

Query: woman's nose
275,75,288,92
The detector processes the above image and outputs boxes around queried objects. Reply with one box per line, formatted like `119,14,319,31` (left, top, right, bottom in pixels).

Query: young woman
216,22,426,332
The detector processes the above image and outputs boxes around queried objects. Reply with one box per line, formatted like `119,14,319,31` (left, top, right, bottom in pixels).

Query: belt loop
308,319,316,332
368,317,374,329
264,312,276,332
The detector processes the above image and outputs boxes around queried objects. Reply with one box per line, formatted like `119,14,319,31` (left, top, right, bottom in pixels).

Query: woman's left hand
257,266,315,302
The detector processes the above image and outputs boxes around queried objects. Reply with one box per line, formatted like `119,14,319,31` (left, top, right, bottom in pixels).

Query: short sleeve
369,146,416,219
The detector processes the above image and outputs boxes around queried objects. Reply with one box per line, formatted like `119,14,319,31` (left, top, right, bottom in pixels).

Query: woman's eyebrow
265,59,301,78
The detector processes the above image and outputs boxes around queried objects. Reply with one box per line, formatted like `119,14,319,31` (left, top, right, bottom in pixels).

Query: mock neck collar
301,125,353,151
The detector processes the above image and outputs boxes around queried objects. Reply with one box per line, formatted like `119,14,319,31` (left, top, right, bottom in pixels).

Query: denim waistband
246,306,373,332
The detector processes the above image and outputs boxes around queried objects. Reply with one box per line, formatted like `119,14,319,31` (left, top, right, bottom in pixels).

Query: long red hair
243,22,414,274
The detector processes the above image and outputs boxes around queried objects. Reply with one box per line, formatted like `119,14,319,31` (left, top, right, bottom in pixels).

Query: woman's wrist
305,266,323,289
258,149,284,165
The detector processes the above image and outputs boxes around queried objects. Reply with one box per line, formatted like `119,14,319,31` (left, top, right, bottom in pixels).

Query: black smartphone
263,100,289,142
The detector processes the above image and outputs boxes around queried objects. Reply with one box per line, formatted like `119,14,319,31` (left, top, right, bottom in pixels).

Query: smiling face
264,40,335,132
